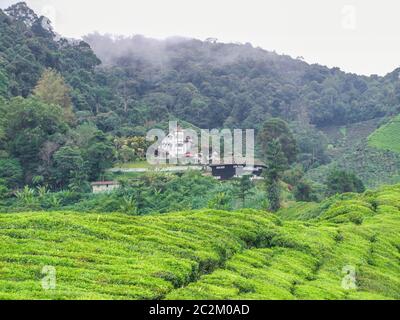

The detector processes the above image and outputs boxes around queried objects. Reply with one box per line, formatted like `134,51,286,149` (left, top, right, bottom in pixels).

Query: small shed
91,181,120,194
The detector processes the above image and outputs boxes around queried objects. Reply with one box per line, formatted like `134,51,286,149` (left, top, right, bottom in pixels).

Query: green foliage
277,202,319,220
263,139,288,212
114,136,150,163
0,179,10,199
84,131,114,181
258,119,298,212
168,185,400,300
368,115,400,154
4,97,68,181
119,195,138,215
290,122,330,170
208,192,231,210
41,171,226,214
326,170,365,196
294,180,317,202
266,180,280,212
53,146,85,186
0,3,107,112
0,209,279,299
0,93,115,191
232,175,254,207
0,69,9,97
14,185,39,209
0,183,400,300
84,33,396,130
33,69,75,124
259,118,297,164
304,118,400,190
0,158,23,188
0,3,400,300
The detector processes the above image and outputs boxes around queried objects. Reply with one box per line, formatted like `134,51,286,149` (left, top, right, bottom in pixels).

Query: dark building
209,161,266,180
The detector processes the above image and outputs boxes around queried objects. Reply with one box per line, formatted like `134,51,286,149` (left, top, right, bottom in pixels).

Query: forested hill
1,2,400,135
0,2,116,115
84,33,400,130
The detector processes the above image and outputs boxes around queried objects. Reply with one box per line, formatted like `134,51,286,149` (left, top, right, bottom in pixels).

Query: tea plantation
0,185,399,300
369,115,400,154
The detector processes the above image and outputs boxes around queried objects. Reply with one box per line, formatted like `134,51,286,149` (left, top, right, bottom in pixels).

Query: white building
159,127,195,159
155,125,220,164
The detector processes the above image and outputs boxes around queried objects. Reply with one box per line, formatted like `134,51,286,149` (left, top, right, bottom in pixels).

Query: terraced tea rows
0,210,278,299
369,115,400,154
0,185,399,300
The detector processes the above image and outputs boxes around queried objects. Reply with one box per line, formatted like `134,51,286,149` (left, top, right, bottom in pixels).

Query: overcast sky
1,0,399,76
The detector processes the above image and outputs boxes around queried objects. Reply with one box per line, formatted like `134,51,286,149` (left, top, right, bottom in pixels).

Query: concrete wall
92,184,120,194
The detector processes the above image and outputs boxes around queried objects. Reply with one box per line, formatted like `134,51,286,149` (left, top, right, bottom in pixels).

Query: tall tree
259,118,297,212
33,69,75,124
263,139,288,212
53,146,87,190
233,175,254,207
84,131,115,181
258,118,297,164
5,97,68,183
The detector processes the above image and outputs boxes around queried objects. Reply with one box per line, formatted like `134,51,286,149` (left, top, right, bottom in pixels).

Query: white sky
1,0,400,76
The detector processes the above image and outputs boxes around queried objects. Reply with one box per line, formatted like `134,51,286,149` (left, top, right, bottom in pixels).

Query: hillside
85,33,396,131
0,2,117,116
306,118,400,189
2,3,400,192
368,115,400,154
1,184,399,300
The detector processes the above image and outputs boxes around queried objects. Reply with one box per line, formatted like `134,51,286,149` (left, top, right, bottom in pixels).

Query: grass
368,115,400,154
113,160,204,169
0,185,400,300
113,160,159,169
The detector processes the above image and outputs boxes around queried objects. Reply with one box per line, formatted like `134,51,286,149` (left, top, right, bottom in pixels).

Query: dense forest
83,33,400,130
1,2,400,207
3,2,400,134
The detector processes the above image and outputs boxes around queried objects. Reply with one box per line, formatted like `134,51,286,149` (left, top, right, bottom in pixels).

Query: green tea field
0,185,399,300
369,115,400,154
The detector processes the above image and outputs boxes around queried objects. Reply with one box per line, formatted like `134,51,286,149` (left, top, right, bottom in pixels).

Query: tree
84,131,115,181
258,118,298,212
33,69,75,124
326,170,365,196
0,158,23,189
263,139,288,212
259,118,298,164
0,69,9,97
290,122,330,170
53,146,87,190
0,178,10,199
233,175,254,207
207,192,230,210
120,195,138,215
5,97,68,182
294,180,316,202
